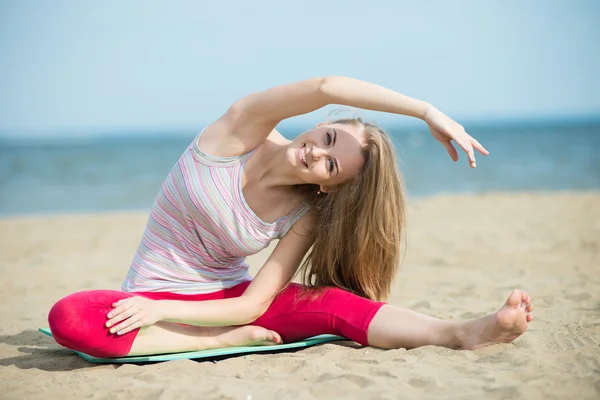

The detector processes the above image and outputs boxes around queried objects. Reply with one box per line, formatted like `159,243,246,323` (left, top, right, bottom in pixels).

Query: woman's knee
49,291,93,344
254,284,384,345
48,290,134,357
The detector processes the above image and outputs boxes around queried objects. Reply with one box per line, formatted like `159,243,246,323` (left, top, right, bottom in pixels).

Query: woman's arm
106,214,314,335
202,76,430,156
230,76,428,126
320,76,429,119
203,76,485,166
157,213,315,326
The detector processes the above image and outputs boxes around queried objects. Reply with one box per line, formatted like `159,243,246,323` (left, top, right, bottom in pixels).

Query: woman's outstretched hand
105,296,162,335
423,105,489,168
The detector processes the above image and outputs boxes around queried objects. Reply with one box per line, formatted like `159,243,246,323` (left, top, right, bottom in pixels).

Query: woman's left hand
423,105,489,168
105,296,163,335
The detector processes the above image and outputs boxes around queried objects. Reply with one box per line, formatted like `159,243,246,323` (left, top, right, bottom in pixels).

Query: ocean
1,120,599,216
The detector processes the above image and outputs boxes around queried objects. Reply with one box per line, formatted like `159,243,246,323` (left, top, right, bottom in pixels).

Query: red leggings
48,282,385,358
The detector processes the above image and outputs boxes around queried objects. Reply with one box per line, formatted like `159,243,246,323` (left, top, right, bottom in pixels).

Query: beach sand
1,192,599,399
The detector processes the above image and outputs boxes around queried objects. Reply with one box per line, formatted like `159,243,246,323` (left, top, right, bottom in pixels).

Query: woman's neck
244,135,304,190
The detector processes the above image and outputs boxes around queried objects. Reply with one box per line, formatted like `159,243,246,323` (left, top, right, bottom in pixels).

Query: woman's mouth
298,144,308,167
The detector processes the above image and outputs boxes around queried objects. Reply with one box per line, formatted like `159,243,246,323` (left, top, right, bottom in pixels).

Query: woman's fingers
470,137,489,156
106,309,133,328
110,316,142,335
103,296,157,335
108,299,133,318
117,321,142,336
441,140,459,162
106,304,136,328
432,123,488,167
456,139,476,167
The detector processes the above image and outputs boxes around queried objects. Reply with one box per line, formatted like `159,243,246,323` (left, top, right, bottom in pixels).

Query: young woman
48,76,533,358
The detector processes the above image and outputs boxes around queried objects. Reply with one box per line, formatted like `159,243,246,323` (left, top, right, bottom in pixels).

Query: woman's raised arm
204,76,486,163
229,76,429,127
207,76,430,155
233,76,488,167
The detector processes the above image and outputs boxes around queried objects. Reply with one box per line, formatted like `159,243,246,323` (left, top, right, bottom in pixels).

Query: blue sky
1,0,599,137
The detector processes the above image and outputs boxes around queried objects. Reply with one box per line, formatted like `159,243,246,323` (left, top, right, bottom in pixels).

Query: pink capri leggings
48,281,385,358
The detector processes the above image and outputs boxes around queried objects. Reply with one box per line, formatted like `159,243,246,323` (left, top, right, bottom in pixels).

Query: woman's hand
423,105,489,168
105,296,163,335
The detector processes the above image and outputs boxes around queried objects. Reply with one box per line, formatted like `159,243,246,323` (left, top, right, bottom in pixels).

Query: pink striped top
121,130,311,294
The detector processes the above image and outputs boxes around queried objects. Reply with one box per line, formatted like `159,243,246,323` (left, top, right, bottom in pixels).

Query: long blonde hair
296,118,406,301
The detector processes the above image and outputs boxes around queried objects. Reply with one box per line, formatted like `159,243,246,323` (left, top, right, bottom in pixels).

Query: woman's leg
49,290,137,357
131,287,532,353
249,284,534,350
250,283,384,346
48,289,281,357
367,289,534,350
49,284,534,356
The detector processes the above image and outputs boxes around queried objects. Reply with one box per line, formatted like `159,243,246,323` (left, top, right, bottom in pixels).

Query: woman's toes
526,304,534,313
506,289,522,307
260,329,281,344
526,314,533,323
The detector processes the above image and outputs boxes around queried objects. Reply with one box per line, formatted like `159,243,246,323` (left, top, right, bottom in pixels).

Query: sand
1,192,599,399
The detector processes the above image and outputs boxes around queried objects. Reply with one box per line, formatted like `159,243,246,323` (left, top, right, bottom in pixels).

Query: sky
1,0,599,138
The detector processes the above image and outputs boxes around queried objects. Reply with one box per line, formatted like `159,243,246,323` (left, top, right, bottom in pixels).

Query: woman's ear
319,185,332,193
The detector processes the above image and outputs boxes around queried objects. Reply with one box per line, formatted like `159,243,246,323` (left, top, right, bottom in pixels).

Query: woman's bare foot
459,289,534,350
212,325,283,349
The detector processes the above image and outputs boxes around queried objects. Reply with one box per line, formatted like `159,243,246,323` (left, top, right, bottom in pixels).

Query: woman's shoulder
195,120,284,158
196,101,286,159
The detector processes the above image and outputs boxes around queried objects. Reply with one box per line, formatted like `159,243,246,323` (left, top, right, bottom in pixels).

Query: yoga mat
38,328,345,364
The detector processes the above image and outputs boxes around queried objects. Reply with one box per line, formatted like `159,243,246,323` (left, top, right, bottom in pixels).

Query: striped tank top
121,130,312,294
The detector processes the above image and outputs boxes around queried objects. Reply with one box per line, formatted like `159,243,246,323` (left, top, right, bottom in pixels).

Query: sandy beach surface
1,192,599,400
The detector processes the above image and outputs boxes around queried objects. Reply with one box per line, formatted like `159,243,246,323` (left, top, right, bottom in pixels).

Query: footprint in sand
370,368,396,379
565,292,592,302
317,373,373,388
555,331,598,351
483,385,521,398
408,376,436,389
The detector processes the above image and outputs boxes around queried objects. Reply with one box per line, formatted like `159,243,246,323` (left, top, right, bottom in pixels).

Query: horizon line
1,113,599,143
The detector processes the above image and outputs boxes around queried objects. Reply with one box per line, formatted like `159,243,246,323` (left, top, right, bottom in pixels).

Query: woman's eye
328,159,334,173
326,132,332,146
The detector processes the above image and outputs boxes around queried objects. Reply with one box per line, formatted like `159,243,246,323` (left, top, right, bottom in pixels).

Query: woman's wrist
155,299,171,321
414,101,433,121
422,103,438,122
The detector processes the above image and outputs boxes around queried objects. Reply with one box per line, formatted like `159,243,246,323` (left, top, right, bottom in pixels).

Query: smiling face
290,123,367,191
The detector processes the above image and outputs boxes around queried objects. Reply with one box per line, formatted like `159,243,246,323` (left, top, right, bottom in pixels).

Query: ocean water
1,120,599,216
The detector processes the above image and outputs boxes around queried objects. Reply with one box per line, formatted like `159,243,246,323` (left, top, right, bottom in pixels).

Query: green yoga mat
38,328,345,364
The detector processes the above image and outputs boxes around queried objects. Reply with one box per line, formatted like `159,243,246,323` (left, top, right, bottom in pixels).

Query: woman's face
290,123,366,191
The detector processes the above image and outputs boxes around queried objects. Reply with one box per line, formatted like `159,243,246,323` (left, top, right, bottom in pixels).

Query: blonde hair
296,118,406,301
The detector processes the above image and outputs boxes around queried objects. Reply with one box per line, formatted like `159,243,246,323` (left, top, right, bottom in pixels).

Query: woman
48,76,533,358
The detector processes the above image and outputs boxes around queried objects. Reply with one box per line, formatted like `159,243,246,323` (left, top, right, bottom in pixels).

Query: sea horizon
2,114,599,144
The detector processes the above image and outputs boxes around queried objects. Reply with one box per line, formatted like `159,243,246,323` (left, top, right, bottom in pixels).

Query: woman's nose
311,146,327,159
